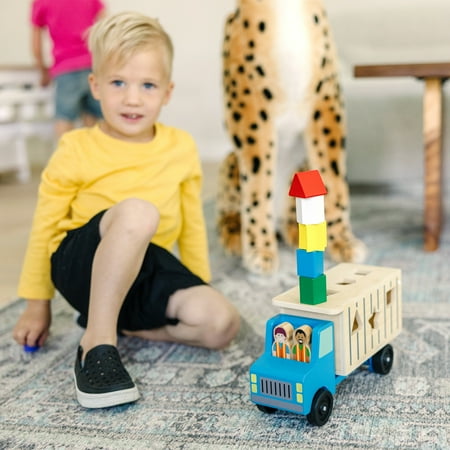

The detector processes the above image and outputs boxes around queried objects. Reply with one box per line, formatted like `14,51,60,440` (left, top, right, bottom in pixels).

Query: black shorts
50,210,207,330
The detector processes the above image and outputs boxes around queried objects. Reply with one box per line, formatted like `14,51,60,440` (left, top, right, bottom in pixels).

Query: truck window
319,326,333,358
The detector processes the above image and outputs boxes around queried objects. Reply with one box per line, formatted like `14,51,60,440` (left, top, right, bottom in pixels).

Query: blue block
296,249,324,278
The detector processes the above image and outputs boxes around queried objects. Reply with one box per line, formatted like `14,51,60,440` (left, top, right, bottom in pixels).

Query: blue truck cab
250,313,342,426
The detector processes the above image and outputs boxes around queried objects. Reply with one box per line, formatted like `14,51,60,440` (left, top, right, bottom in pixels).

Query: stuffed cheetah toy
217,0,366,275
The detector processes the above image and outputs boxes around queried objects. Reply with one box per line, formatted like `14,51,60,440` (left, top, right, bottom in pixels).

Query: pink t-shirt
31,0,105,78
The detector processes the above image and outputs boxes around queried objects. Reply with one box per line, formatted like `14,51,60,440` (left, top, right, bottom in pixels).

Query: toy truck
249,262,402,426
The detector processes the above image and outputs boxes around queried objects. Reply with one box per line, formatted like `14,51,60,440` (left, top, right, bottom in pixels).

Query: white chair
0,66,54,182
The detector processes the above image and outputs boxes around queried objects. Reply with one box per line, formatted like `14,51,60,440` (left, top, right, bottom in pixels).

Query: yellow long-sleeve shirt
18,123,211,300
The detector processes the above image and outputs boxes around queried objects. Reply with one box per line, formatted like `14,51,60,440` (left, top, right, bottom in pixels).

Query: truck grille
260,377,292,400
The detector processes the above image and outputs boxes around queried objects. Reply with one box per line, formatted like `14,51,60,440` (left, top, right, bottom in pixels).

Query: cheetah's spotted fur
217,0,366,274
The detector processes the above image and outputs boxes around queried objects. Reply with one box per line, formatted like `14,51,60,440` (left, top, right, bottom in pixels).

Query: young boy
13,11,240,409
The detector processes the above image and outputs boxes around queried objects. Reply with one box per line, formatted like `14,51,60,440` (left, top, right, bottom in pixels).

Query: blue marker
24,344,40,353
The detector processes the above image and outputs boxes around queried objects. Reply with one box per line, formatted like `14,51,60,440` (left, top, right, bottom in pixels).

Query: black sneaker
74,345,140,408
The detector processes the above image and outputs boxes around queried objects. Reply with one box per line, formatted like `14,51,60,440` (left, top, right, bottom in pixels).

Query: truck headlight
296,383,303,403
250,373,258,393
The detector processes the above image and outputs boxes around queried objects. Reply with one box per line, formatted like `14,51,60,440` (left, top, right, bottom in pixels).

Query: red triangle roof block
288,170,327,198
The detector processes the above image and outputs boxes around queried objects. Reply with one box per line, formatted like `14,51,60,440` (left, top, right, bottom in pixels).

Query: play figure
272,321,294,359
292,325,311,363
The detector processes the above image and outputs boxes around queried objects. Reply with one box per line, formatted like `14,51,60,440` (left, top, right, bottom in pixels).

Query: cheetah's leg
304,80,366,263
216,151,242,256
217,146,279,274
219,5,279,274
235,140,279,274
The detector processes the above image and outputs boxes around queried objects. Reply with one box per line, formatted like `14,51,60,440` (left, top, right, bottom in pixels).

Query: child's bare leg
80,198,159,357
122,285,240,350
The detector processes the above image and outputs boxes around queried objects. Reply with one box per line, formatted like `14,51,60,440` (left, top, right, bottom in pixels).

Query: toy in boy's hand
23,344,40,353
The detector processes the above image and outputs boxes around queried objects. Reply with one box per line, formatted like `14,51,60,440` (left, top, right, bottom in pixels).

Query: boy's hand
13,299,51,348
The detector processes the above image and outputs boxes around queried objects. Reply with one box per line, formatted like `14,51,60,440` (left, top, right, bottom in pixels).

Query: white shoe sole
75,375,140,408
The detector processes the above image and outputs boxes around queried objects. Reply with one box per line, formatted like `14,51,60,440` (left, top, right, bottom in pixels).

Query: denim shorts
50,210,207,330
54,69,102,121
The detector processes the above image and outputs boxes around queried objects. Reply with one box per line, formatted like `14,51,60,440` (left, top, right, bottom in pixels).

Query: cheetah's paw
243,248,279,275
327,236,367,263
217,212,242,256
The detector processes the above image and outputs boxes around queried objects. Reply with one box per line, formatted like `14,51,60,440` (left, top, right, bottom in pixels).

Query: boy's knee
168,286,240,350
110,198,160,236
203,304,240,350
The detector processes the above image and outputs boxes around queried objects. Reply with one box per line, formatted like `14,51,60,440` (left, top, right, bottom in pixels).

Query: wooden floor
0,161,220,307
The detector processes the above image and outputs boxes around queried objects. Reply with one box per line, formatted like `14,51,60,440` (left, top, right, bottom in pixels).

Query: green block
299,274,327,305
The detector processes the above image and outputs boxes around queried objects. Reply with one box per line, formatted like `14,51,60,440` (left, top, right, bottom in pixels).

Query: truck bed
273,263,402,376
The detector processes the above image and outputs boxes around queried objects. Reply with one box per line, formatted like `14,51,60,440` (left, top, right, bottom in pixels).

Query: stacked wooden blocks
289,170,328,305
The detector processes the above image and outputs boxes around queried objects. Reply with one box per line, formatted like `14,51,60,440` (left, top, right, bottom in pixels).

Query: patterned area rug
0,187,449,449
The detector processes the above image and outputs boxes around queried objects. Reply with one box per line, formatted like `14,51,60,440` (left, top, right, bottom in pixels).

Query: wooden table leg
423,77,443,251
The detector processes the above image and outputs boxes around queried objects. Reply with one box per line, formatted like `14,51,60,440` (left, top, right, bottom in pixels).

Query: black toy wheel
307,388,333,426
256,404,277,414
371,344,394,375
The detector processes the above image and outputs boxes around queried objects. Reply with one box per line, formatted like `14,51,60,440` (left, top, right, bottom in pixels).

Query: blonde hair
88,11,174,77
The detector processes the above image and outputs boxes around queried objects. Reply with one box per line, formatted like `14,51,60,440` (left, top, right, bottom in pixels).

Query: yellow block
298,222,327,251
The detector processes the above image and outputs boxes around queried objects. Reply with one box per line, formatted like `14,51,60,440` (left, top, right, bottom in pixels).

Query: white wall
327,0,450,184
1,1,450,183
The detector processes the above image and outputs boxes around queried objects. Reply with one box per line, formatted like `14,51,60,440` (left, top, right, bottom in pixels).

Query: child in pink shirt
31,0,105,136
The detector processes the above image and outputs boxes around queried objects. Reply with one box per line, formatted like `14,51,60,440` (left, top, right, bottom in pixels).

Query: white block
295,196,325,224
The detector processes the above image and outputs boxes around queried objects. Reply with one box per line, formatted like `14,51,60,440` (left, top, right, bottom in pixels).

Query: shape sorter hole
368,311,379,330
327,290,338,296
352,311,362,334
355,270,370,276
386,288,393,306
337,278,356,285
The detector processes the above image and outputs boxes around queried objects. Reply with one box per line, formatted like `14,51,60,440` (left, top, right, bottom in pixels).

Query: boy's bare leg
79,198,159,358
122,285,240,350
